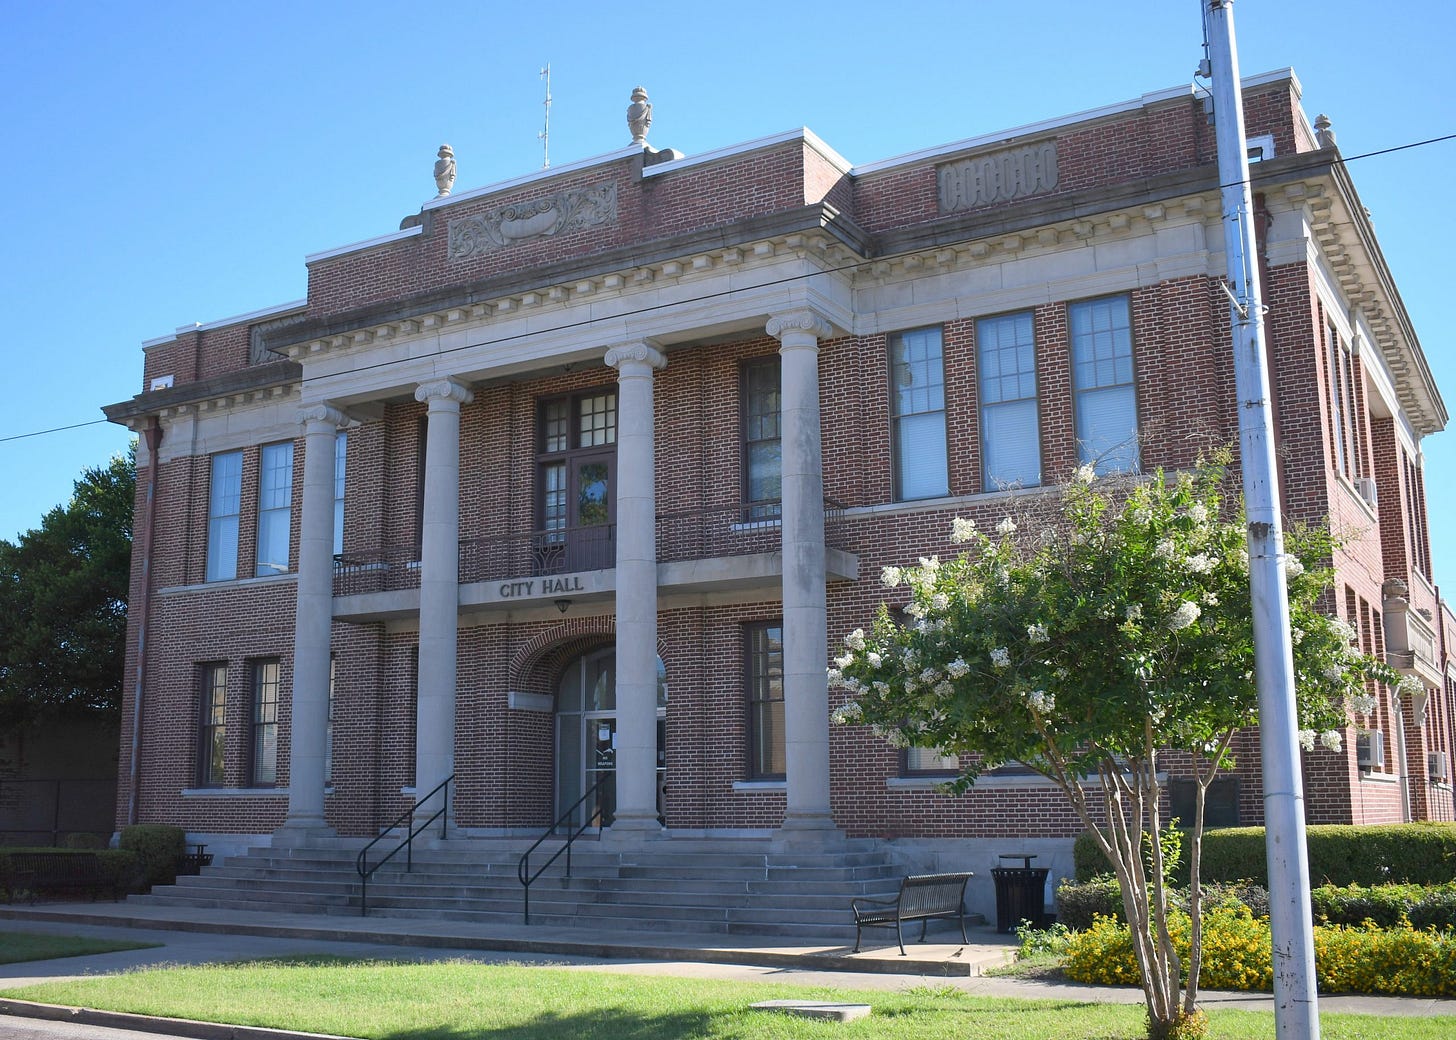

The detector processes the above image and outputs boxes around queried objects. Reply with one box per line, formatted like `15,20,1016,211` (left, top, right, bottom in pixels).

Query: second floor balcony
332,500,856,621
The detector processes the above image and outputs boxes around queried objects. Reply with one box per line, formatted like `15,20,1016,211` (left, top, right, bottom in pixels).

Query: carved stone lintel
604,342,666,371
298,403,350,430
415,378,474,406
766,311,832,343
448,183,618,259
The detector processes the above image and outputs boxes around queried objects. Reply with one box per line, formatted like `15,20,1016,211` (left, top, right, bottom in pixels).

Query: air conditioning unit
1429,752,1451,781
1355,476,1378,509
1357,729,1385,770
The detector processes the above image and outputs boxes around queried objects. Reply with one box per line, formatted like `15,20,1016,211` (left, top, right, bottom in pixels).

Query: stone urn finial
434,144,456,198
1314,114,1337,150
627,86,652,147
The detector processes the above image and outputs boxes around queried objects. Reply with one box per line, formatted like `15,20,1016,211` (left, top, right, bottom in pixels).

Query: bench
851,872,973,955
1,852,123,902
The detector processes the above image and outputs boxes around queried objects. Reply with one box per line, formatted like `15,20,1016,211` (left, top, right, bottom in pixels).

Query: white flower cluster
1185,553,1216,575
1130,506,1152,527
947,657,970,678
1125,603,1143,622
1166,600,1201,632
844,628,866,651
881,565,902,588
1350,692,1378,716
1282,556,1306,580
1154,538,1178,561
1186,501,1210,525
1073,464,1096,485
1027,622,1049,644
1397,675,1426,698
1026,689,1055,713
996,516,1018,537
1299,728,1344,753
990,647,1011,669
831,701,863,724
950,516,977,543
867,651,883,668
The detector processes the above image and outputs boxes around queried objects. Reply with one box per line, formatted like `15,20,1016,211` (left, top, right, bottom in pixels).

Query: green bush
1312,882,1456,931
1057,875,1122,930
62,832,107,850
1075,822,1456,887
0,847,142,899
119,824,186,887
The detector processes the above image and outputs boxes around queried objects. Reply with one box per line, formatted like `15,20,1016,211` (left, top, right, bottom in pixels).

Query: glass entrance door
555,648,667,830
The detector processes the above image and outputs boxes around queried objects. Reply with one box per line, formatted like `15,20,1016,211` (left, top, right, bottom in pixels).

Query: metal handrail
516,777,608,925
355,774,451,917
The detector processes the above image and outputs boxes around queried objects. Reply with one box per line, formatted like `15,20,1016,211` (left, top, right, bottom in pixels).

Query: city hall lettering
499,575,587,598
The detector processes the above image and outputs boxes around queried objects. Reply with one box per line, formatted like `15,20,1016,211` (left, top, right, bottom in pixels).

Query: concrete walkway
0,900,1453,1035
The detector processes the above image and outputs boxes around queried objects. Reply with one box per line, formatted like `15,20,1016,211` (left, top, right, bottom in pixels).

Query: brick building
103,70,1454,914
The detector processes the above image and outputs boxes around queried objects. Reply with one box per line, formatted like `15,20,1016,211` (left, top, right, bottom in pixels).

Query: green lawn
0,930,159,965
6,956,1453,1040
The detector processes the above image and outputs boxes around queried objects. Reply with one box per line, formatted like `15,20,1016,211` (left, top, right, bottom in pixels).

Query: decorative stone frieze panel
938,141,1058,213
250,312,309,366
448,182,618,259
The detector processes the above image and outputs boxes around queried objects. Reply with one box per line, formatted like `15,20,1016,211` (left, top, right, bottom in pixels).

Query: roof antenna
538,63,552,169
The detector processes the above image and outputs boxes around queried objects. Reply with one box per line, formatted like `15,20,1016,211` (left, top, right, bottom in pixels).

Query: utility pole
539,63,552,169
1203,2,1319,1037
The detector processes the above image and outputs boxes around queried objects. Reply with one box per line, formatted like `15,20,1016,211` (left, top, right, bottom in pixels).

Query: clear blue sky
3,2,1452,585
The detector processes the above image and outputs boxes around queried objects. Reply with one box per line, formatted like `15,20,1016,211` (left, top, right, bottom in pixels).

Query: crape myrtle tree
828,456,1392,1040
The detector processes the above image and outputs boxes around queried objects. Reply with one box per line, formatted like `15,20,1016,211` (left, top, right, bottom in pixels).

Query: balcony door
537,389,617,573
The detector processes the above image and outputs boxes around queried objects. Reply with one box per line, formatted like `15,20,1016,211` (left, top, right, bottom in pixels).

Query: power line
4,126,1454,446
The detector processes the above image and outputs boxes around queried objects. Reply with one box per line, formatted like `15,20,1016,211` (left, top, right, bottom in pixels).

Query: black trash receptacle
991,854,1049,933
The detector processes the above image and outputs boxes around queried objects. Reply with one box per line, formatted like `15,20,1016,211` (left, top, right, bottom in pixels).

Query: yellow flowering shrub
1066,909,1456,997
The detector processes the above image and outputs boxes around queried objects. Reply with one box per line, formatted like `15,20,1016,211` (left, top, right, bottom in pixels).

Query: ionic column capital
766,310,833,344
298,403,350,431
415,378,475,406
604,342,666,372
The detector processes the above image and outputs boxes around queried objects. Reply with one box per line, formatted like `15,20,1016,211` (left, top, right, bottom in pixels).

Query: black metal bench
1,852,122,902
852,872,973,955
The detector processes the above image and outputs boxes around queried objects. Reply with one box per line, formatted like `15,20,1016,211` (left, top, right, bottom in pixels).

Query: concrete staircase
129,837,911,942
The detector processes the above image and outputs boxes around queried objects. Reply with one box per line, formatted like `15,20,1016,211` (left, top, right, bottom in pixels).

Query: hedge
1073,822,1456,886
1057,876,1270,931
119,824,186,887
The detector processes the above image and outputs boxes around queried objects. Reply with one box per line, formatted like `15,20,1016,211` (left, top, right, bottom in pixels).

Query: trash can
991,854,1049,933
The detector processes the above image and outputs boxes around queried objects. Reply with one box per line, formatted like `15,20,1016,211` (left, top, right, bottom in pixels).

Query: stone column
276,403,348,846
767,311,838,841
604,342,666,838
413,378,473,826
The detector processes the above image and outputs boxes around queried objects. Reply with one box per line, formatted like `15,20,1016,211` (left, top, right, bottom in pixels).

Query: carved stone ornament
434,144,456,198
938,141,1059,214
298,403,349,430
250,311,309,366
627,86,652,146
448,182,618,260
414,378,474,406
604,342,666,371
766,311,832,342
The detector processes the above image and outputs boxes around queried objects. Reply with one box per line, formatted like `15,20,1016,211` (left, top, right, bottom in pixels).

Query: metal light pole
1204,2,1320,1037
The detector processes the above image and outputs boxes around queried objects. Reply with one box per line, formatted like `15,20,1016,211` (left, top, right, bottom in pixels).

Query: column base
272,817,337,849
602,814,665,845
772,812,843,850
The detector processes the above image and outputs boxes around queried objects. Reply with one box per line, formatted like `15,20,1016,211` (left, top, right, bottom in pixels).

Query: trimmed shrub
1077,822,1456,887
1057,875,1123,930
1312,882,1456,932
62,832,107,850
119,824,186,887
1068,908,1456,997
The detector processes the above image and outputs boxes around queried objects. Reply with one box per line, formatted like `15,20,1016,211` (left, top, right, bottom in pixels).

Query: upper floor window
1327,324,1365,480
745,621,786,780
1070,295,1139,475
333,433,347,557
256,441,294,576
250,658,280,787
976,312,1041,489
890,328,948,500
205,451,243,582
1404,451,1432,579
741,358,781,520
198,663,227,787
536,390,617,571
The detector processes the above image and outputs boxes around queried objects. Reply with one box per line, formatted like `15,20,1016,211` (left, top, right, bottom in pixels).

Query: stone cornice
102,360,301,427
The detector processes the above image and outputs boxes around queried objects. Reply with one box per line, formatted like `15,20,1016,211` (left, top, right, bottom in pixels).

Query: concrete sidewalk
1,900,1453,1028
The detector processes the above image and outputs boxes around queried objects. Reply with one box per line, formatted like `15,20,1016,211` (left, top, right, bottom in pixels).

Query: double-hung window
1070,295,1139,474
745,622,786,779
741,358,781,520
198,663,227,786
976,312,1041,489
256,442,294,576
206,451,243,581
1326,324,1365,481
536,390,617,572
889,328,948,500
250,659,280,787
